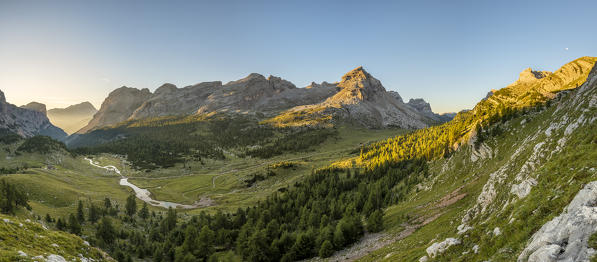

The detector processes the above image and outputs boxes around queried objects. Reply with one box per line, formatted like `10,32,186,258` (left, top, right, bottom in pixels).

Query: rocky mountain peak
245,73,266,81
69,101,97,112
407,98,433,115
267,75,296,90
21,102,47,115
155,83,178,95
334,66,386,103
517,67,551,83
0,90,5,103
388,91,404,103
307,81,336,89
77,86,153,133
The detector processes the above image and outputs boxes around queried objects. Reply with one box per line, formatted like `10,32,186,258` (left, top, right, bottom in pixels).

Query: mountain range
77,67,449,134
0,56,596,262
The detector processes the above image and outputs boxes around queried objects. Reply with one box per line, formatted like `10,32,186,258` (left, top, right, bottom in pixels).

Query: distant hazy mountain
0,90,66,140
78,67,444,133
47,102,97,134
20,102,47,115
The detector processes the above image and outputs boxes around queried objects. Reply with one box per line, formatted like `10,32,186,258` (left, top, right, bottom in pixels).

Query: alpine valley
1,56,597,262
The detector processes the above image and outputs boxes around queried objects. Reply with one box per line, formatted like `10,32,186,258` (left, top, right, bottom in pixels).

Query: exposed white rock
426,238,461,258
473,245,480,254
51,243,59,248
493,227,501,236
18,250,27,257
457,224,473,234
419,255,429,262
511,178,537,198
518,181,597,262
45,254,67,262
3,218,10,223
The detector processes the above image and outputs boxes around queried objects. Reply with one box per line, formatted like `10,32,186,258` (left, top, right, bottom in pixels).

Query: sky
1,0,596,113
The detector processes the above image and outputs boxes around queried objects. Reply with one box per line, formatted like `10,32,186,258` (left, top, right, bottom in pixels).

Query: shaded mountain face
405,98,456,123
0,90,66,140
77,87,152,133
79,68,441,133
47,102,97,134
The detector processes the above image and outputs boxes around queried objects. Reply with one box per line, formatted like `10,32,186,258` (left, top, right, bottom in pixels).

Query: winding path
84,157,206,209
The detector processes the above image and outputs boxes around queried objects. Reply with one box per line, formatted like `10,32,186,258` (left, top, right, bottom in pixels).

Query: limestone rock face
407,98,433,116
270,66,435,128
47,102,97,135
518,181,597,262
130,81,223,120
320,66,431,128
406,98,455,123
78,87,152,133
0,90,66,140
79,67,443,132
426,238,461,258
388,91,404,103
20,102,47,115
517,68,551,84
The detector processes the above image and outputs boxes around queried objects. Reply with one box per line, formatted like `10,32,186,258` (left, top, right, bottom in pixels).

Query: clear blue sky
1,0,596,113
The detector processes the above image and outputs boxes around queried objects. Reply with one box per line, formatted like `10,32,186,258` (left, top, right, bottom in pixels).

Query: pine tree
103,197,111,210
197,225,215,259
89,203,100,224
367,209,383,233
77,200,85,223
125,194,137,217
45,213,53,223
139,202,149,220
319,240,334,258
56,218,65,230
96,217,116,247
247,229,269,262
68,213,81,235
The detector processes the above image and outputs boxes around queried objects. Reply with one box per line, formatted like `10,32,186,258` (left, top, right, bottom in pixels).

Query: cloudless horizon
1,0,597,113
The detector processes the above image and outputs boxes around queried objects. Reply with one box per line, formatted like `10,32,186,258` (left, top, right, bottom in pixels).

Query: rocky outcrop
515,68,551,84
388,91,404,103
425,237,461,258
47,102,97,134
518,181,597,262
407,98,434,116
20,102,47,115
406,98,455,123
77,87,152,133
0,90,66,140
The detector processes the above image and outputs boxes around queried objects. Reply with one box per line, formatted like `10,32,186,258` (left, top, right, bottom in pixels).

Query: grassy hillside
351,60,597,261
0,214,113,261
